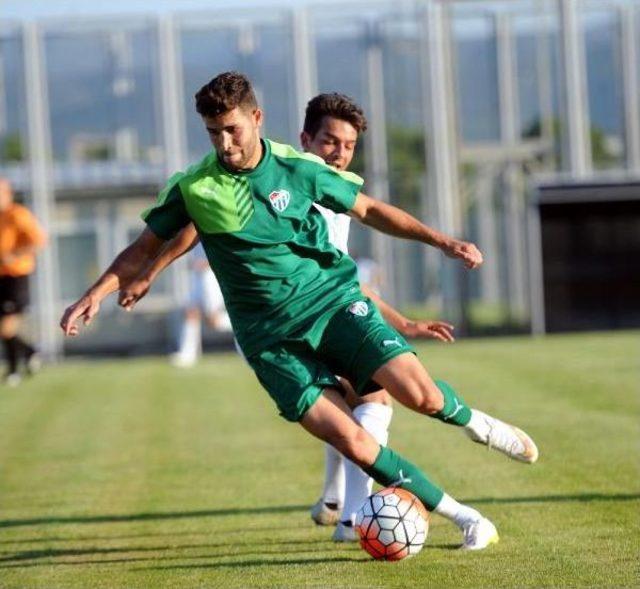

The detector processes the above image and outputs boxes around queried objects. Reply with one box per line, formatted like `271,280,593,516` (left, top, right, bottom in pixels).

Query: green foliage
1,132,25,162
0,332,637,588
352,126,426,214
589,126,618,167
388,126,426,215
84,143,112,161
522,117,619,168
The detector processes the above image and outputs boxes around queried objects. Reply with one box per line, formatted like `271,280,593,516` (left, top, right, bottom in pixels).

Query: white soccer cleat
332,521,358,543
169,352,197,368
3,373,21,388
310,499,341,526
460,517,499,550
26,352,42,376
466,411,539,464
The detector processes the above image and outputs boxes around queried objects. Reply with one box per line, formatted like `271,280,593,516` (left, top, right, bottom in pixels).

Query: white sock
177,317,201,360
341,402,393,524
434,493,482,529
465,409,491,441
321,443,345,506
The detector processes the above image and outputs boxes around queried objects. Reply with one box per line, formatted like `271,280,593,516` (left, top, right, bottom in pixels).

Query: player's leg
0,275,38,384
321,299,537,464
8,316,38,376
171,306,201,367
312,379,392,528
202,270,232,332
248,340,497,549
372,353,538,463
171,270,205,367
310,442,345,526
333,386,393,541
14,276,38,374
312,382,394,531
0,312,21,385
300,388,499,550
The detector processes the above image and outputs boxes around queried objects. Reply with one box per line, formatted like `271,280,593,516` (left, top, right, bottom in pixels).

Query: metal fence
0,0,638,357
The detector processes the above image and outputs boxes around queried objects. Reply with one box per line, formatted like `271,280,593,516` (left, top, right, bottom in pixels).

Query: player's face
203,106,263,172
0,180,13,211
300,116,358,171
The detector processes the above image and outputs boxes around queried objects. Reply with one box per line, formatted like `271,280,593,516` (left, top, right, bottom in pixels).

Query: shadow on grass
0,504,308,529
428,543,460,550
0,524,306,546
135,556,366,571
0,539,359,569
0,530,209,545
463,492,640,505
3,493,638,531
0,554,366,570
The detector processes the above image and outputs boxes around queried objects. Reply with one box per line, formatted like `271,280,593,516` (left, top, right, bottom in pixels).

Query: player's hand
400,320,455,343
118,278,151,311
59,294,101,336
443,239,483,269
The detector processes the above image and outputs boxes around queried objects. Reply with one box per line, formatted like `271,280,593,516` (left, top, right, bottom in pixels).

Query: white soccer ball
355,487,430,561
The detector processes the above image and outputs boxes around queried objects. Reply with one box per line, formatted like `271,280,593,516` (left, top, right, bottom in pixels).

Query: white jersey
314,203,351,254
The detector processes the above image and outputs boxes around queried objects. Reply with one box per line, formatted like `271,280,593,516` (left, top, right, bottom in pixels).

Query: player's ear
300,131,311,150
253,108,264,128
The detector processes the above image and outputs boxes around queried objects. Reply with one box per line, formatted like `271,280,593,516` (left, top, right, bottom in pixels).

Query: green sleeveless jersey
143,139,365,357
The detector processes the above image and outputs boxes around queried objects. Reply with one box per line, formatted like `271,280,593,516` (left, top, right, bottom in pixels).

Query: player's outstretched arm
60,228,165,336
118,223,200,311
349,193,483,269
361,284,455,343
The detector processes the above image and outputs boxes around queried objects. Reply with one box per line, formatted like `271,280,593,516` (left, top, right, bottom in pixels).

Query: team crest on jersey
348,301,369,317
269,190,291,213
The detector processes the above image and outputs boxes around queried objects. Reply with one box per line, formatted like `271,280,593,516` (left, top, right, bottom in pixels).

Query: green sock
363,446,444,511
433,379,472,426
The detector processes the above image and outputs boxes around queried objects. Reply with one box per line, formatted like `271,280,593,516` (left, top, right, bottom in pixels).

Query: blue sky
2,0,349,20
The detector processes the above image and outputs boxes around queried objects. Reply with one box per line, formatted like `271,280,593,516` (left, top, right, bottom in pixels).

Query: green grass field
0,331,638,588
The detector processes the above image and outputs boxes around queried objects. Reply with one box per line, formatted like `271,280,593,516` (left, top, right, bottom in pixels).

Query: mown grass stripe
0,333,637,588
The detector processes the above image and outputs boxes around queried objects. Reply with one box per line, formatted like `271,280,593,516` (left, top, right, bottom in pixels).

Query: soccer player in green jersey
118,92,457,542
60,71,538,550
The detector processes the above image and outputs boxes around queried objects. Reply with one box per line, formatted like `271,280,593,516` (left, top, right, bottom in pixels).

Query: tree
1,133,25,162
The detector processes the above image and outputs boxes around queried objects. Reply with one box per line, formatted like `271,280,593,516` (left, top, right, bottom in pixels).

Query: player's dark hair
303,93,368,138
195,71,258,117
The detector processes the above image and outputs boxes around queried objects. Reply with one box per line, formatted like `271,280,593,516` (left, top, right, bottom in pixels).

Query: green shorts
246,298,414,422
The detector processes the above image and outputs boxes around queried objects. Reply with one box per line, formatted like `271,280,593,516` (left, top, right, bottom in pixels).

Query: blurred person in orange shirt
0,179,47,386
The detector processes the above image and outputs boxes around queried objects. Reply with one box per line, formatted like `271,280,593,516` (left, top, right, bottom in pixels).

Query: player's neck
244,140,264,170
221,139,264,174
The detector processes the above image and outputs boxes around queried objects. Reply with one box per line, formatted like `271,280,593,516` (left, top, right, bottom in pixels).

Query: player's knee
399,378,444,415
420,392,444,415
362,388,393,407
332,427,373,467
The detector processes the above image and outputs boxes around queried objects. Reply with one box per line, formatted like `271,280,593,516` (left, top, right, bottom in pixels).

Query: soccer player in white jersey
300,93,456,541
171,242,231,367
